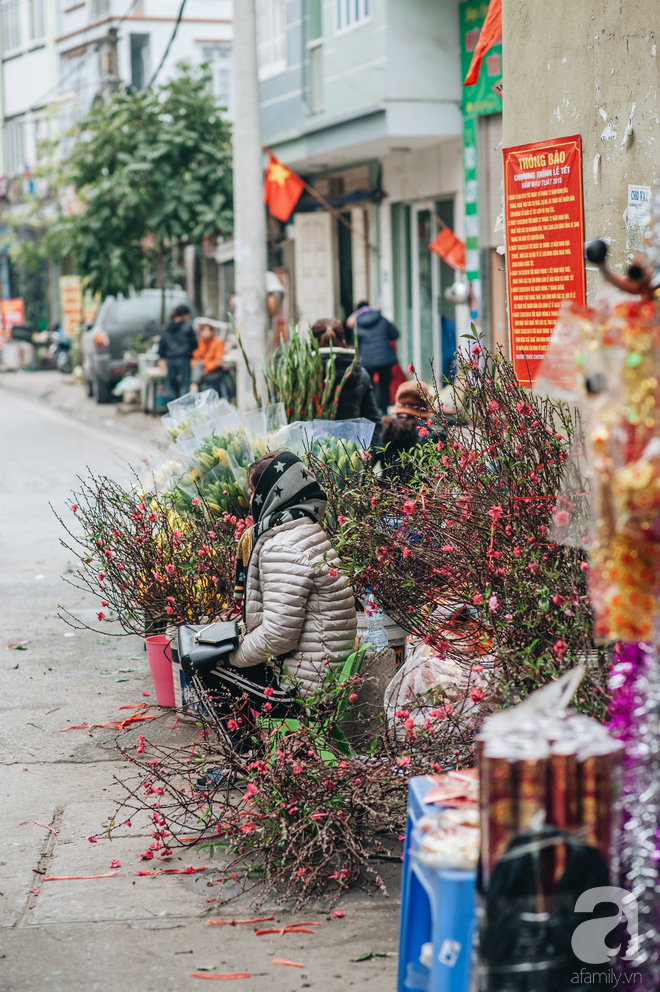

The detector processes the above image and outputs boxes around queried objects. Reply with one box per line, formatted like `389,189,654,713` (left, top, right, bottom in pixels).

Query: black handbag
177,621,239,677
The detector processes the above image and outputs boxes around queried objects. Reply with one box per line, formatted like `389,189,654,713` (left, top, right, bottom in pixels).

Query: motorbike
46,329,72,373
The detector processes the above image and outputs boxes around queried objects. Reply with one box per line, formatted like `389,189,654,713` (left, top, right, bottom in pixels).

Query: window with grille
336,0,369,32
91,0,110,18
29,0,45,42
1,0,22,54
256,0,287,80
5,118,25,176
201,44,233,116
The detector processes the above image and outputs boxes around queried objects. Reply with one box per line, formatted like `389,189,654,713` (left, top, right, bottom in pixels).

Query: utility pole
232,0,268,411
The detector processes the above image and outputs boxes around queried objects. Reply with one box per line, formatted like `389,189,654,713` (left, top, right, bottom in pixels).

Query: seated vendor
200,451,357,744
377,380,446,482
190,321,225,392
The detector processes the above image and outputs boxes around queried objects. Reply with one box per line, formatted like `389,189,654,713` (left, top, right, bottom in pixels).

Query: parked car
81,289,195,403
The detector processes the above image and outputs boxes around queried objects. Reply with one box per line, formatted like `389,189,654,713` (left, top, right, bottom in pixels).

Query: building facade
0,0,233,323
249,0,470,382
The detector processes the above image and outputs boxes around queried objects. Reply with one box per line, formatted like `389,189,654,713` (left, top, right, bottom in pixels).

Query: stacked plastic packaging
477,672,624,991
151,391,376,519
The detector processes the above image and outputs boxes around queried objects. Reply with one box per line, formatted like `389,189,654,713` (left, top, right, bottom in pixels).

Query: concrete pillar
502,0,660,299
232,0,268,409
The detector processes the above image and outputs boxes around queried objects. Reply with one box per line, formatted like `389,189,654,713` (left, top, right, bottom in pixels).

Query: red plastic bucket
145,634,175,707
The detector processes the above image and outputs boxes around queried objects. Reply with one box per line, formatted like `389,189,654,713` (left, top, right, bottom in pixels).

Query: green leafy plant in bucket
238,325,357,422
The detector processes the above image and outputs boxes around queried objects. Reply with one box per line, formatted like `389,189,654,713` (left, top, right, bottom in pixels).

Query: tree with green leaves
52,63,232,302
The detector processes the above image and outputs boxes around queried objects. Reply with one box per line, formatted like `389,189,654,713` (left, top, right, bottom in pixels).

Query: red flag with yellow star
263,153,305,222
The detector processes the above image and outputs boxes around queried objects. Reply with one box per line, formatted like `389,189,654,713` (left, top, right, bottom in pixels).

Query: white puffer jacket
229,518,357,697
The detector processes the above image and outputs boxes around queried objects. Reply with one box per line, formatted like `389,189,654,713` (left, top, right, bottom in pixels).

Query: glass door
410,200,457,385
411,206,440,382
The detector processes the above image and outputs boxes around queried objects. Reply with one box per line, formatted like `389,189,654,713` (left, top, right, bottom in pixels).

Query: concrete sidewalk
0,380,400,992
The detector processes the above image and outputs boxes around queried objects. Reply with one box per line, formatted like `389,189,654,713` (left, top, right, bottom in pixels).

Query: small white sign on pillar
625,184,651,254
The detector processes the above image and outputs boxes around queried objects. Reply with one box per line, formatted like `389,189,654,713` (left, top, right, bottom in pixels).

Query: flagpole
301,181,380,258
262,147,379,256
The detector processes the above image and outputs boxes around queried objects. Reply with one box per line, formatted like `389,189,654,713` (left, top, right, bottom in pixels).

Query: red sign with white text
503,134,585,385
0,298,25,337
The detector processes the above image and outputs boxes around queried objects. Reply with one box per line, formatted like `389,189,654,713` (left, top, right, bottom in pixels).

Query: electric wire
27,0,141,114
147,0,188,87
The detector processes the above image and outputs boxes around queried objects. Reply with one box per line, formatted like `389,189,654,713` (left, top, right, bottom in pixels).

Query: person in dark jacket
353,301,400,413
311,318,381,441
158,304,197,400
378,379,445,482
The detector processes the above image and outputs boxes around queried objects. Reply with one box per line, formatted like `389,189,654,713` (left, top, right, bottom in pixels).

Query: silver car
81,289,195,403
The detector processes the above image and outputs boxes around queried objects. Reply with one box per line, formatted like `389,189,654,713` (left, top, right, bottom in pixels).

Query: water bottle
365,593,388,648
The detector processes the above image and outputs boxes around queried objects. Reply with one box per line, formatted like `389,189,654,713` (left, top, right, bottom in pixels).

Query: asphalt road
0,373,399,992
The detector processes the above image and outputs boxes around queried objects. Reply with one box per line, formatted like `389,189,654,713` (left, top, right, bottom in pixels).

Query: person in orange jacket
190,321,225,393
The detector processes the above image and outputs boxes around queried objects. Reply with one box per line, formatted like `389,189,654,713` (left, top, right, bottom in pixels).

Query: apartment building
0,0,233,320
250,0,468,380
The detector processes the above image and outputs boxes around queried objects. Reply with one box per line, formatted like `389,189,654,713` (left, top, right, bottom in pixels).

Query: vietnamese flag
429,227,466,272
263,153,305,222
463,0,502,87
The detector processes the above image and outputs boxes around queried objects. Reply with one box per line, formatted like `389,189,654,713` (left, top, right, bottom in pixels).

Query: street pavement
0,372,399,992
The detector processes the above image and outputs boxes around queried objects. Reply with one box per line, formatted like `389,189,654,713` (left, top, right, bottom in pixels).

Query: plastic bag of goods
412,808,480,870
384,639,492,740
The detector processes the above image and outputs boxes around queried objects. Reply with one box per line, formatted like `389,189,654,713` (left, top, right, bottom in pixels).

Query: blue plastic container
397,776,478,992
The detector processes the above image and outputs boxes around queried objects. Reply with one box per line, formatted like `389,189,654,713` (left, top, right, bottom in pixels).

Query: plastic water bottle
365,593,388,648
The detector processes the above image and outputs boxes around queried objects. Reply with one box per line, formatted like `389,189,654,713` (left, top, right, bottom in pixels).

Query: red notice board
503,134,586,386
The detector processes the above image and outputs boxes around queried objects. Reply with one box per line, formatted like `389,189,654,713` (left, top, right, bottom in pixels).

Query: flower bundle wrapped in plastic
270,418,376,486
536,295,660,642
171,411,252,518
162,402,287,520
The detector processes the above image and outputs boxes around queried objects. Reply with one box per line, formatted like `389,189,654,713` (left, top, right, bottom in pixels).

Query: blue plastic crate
398,776,477,992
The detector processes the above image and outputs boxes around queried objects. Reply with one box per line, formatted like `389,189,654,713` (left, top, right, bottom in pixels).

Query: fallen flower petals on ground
59,706,158,735
254,922,322,936
272,958,304,968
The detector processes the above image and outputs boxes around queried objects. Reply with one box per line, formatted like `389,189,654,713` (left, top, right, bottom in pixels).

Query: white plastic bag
384,640,491,739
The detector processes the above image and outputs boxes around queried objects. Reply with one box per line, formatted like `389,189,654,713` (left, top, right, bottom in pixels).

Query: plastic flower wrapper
189,416,253,478
167,388,223,421
239,403,287,460
148,449,188,495
270,418,375,485
162,393,231,441
175,458,250,519
534,298,660,641
169,409,255,520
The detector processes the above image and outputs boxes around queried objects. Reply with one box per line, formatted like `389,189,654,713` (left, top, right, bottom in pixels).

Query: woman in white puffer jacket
219,450,357,704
